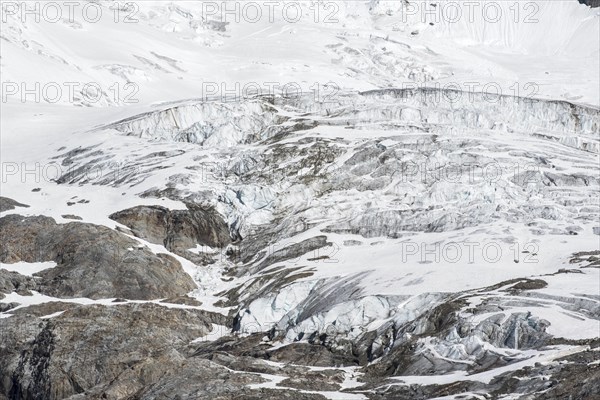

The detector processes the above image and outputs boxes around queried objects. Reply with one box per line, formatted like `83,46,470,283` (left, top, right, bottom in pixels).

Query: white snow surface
0,261,57,276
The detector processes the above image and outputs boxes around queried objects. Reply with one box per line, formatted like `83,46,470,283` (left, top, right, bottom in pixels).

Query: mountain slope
1,1,599,399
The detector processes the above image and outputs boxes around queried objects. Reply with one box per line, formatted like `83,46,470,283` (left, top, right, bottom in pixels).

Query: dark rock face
360,346,600,400
0,197,29,212
0,303,336,400
60,215,82,221
193,333,359,368
516,351,600,400
109,204,232,262
0,270,36,299
0,215,196,300
268,343,359,368
112,358,329,400
9,302,76,317
110,206,170,245
0,303,227,400
579,0,600,7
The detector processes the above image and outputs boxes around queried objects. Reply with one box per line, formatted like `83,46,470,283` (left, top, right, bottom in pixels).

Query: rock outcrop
0,303,226,399
0,215,196,300
0,270,35,300
0,197,29,213
109,204,232,263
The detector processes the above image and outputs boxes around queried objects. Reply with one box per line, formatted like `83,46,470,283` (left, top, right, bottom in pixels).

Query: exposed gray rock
0,302,19,312
1,303,226,400
9,301,75,317
268,343,359,368
579,0,600,8
109,204,232,260
60,215,82,221
192,332,358,368
132,366,330,400
0,269,36,298
0,215,196,300
0,197,29,213
359,347,600,399
277,370,344,391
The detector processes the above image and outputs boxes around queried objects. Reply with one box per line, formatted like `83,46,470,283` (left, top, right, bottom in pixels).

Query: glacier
1,1,599,399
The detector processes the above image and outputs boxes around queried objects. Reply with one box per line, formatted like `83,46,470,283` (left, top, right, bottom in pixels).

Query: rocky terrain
1,1,599,399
